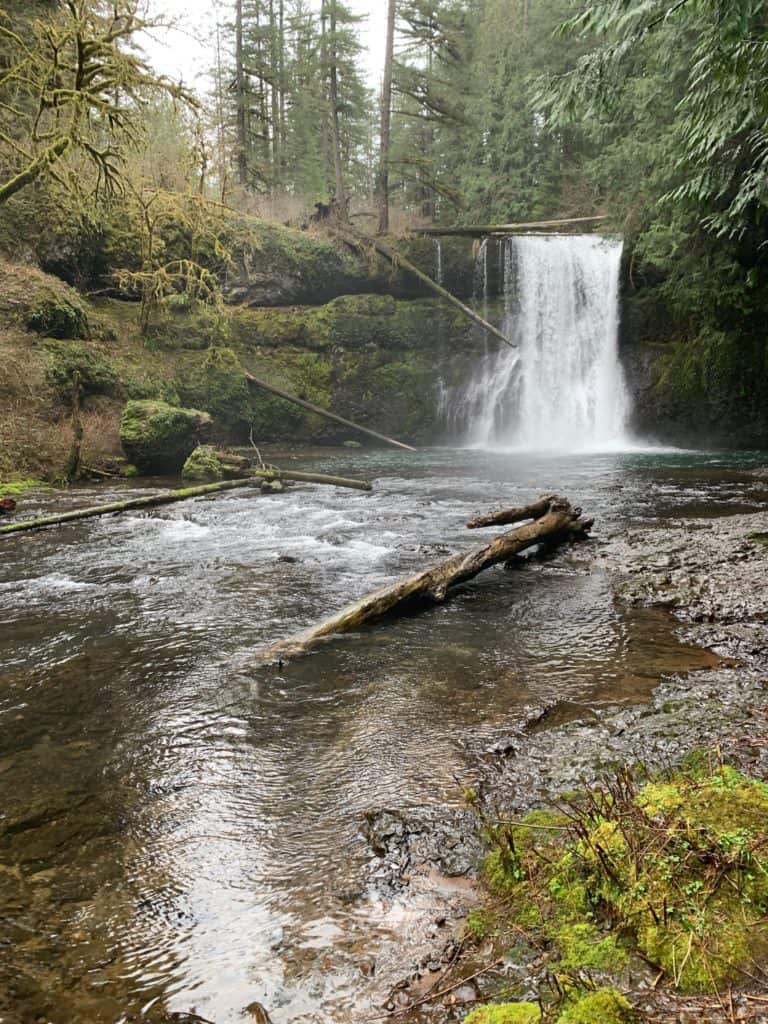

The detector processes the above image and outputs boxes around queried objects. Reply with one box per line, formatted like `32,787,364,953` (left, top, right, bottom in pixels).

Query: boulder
120,400,212,474
182,445,252,482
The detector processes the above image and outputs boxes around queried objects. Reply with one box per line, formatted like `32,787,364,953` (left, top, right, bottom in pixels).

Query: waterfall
453,234,629,451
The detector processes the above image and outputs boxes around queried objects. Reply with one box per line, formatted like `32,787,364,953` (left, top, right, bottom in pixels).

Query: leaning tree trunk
254,497,591,664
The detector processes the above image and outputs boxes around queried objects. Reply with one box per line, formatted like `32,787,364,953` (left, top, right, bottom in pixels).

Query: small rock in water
261,480,285,494
278,555,298,564
0,497,17,516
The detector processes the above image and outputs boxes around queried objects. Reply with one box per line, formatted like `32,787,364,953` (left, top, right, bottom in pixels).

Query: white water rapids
447,234,630,451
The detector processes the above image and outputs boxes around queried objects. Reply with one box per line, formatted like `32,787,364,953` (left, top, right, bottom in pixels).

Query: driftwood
467,495,557,530
337,229,516,350
244,371,417,452
0,470,372,537
410,216,608,238
255,496,590,664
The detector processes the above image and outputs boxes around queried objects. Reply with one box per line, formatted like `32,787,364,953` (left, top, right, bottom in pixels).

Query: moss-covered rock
555,988,634,1024
464,1003,541,1024
181,445,224,482
181,446,251,481
120,400,212,474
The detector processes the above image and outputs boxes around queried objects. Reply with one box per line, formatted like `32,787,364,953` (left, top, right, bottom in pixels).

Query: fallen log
244,371,417,452
336,229,516,350
254,496,590,665
410,216,609,238
0,469,372,537
467,495,557,530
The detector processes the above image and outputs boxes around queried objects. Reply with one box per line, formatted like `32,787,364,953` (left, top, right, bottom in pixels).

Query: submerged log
244,371,417,452
255,496,591,665
336,229,516,350
410,216,609,238
0,470,372,537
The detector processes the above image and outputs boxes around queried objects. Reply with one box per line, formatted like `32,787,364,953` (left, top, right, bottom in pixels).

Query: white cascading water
454,234,630,451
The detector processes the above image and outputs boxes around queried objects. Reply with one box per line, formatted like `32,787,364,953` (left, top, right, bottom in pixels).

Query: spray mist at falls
443,235,630,451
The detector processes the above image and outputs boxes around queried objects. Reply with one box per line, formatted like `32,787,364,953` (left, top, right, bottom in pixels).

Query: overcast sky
141,0,388,91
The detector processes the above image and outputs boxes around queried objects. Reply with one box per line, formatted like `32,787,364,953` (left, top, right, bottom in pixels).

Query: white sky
140,0,388,91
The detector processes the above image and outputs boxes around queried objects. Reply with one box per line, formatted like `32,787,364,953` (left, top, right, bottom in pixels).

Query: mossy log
255,496,590,664
337,229,516,350
244,371,417,451
411,216,608,237
0,470,372,537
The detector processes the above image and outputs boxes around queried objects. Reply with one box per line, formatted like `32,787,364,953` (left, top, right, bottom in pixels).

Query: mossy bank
0,255,484,482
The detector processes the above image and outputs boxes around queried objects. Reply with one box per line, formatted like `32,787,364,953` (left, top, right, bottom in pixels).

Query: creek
1,446,767,1024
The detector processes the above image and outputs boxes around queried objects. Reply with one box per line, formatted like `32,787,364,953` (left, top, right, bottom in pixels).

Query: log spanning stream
1,447,767,1023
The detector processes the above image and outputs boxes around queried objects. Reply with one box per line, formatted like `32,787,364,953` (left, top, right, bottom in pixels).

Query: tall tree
377,0,396,232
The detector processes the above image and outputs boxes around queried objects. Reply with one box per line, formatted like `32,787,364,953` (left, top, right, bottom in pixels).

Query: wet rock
362,807,482,890
0,497,17,516
244,1002,273,1023
120,400,212,474
261,479,285,494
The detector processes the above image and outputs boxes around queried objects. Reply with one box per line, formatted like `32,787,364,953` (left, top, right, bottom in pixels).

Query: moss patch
44,340,119,401
0,478,48,496
182,445,224,482
464,1003,541,1024
480,766,768,994
555,988,634,1024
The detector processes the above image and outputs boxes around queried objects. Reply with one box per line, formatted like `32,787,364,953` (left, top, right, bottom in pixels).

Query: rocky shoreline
360,500,768,1022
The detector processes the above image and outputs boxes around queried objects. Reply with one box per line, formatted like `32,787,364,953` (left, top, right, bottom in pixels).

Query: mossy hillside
229,294,470,352
480,765,768,994
0,260,89,339
653,329,768,443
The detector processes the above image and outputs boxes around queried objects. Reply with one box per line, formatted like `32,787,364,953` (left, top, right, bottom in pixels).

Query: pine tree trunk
377,0,396,234
235,0,249,186
329,5,349,220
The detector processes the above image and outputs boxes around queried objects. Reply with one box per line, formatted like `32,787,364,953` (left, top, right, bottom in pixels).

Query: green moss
44,340,119,401
747,531,768,547
182,445,224,482
555,988,634,1024
120,400,212,474
176,347,252,438
0,478,48,496
653,329,768,431
27,296,89,340
553,924,629,972
464,1002,541,1024
465,908,496,941
477,764,768,995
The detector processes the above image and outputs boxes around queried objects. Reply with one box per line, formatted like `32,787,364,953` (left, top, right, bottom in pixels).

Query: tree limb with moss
0,0,192,207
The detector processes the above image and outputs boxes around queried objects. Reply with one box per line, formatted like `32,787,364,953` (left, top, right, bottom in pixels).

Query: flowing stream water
447,235,629,449
2,447,767,1024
